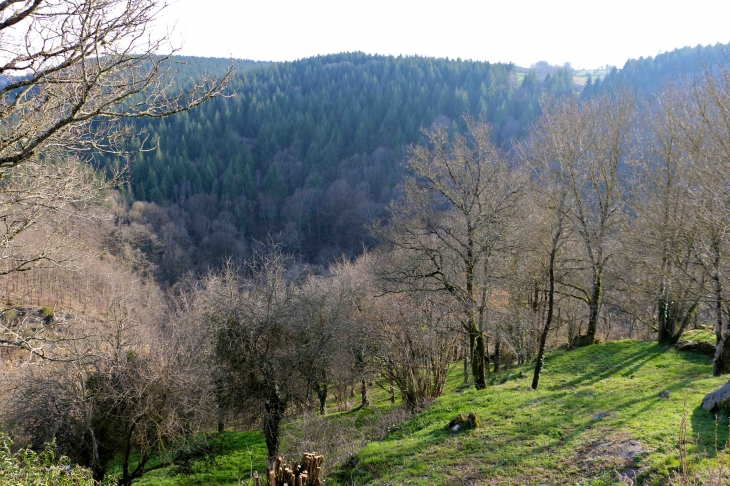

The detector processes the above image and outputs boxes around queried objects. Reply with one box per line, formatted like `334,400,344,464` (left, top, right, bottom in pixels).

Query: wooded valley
4,2,730,484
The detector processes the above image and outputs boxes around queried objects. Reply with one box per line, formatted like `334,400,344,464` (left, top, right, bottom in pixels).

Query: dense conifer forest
100,45,730,284
102,53,575,277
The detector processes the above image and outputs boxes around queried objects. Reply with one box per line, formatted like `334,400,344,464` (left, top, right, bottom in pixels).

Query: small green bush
41,306,54,321
0,434,100,485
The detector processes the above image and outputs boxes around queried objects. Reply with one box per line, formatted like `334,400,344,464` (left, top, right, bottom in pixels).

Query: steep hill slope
137,339,728,485
347,340,725,485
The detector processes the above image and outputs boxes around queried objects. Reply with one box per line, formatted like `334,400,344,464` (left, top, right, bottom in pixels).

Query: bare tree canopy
521,91,636,347
0,0,232,278
0,0,232,171
373,116,525,390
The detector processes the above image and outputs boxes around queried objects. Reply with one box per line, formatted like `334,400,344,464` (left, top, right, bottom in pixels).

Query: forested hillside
105,53,575,279
582,41,730,98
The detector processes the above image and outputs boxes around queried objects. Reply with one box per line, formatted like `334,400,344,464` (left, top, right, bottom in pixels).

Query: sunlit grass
346,340,727,485
137,337,728,485
135,431,267,486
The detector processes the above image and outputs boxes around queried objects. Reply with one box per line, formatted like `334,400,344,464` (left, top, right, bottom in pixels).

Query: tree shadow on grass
671,348,714,366
553,344,662,390
350,343,722,484
690,404,730,454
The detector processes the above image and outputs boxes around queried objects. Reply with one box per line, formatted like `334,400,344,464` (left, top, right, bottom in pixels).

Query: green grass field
135,431,268,486
137,336,730,485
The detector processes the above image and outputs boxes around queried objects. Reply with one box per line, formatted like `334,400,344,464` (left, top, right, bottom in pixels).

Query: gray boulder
701,381,730,412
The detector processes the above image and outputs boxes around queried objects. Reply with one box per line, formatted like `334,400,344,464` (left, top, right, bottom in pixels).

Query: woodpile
253,453,324,486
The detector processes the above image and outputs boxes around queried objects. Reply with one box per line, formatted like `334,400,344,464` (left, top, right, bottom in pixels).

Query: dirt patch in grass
574,430,648,482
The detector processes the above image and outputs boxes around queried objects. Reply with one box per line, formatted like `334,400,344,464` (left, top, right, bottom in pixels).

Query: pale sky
157,0,730,69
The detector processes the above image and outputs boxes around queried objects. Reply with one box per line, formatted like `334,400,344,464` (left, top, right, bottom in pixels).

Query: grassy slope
348,339,727,485
137,336,729,485
135,431,268,486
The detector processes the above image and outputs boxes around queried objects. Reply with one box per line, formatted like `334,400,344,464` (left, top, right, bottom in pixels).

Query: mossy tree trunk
360,377,369,408
657,294,699,346
465,308,486,390
472,331,487,390
463,333,470,383
263,387,288,466
711,235,730,376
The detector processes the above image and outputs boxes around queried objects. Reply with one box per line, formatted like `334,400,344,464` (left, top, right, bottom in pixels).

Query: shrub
0,434,100,485
40,306,54,322
281,407,411,479
3,308,17,324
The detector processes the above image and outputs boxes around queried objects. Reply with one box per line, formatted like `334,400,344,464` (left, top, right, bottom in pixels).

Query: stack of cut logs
253,453,324,486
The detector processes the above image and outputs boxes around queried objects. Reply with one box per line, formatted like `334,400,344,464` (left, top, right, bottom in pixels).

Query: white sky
157,0,730,69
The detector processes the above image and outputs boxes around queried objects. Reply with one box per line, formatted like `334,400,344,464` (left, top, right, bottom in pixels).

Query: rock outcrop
701,381,730,412
674,340,715,356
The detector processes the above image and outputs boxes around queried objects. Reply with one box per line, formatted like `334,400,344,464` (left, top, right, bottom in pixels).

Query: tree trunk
657,262,672,344
119,423,136,486
463,334,469,384
658,298,698,346
714,335,730,376
313,381,327,415
533,219,560,390
360,377,369,408
586,271,602,342
263,388,287,465
467,325,487,388
485,335,491,376
532,324,550,390
493,339,501,374
712,237,724,345
472,332,487,390
570,274,601,349
657,296,673,345
463,352,469,383
711,236,728,376
118,433,148,486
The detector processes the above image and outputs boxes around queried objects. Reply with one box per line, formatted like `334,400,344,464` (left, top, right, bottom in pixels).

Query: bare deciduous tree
0,0,231,171
293,261,359,416
203,249,302,465
1,271,217,486
372,117,524,389
0,156,113,276
668,59,730,374
366,291,459,411
628,85,705,345
0,0,231,283
518,106,573,389
522,92,636,347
